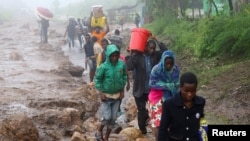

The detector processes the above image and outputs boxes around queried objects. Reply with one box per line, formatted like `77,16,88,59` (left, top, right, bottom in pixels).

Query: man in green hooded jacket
94,44,127,141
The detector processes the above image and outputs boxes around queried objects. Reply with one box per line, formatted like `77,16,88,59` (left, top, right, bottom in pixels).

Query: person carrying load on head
90,5,110,46
125,28,168,135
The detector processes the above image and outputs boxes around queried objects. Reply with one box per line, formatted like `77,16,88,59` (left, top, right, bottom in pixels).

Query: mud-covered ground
0,13,155,141
0,12,249,141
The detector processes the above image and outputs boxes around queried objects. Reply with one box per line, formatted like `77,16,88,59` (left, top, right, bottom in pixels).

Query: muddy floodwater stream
0,13,96,140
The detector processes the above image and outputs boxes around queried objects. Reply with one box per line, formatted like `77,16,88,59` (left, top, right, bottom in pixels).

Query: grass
206,113,232,124
198,64,234,85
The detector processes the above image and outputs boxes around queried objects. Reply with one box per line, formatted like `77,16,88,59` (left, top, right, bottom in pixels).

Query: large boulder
0,113,39,141
70,131,86,141
68,66,84,77
82,117,100,132
108,133,133,141
124,96,137,121
119,127,143,140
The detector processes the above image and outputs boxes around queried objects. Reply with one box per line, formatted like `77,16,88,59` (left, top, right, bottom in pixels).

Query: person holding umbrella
35,7,53,44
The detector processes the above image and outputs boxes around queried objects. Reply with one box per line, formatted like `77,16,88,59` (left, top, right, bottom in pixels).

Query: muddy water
61,45,89,80
0,14,88,121
0,14,132,118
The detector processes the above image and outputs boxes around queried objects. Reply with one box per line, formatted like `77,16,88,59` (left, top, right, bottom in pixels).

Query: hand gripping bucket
129,28,150,52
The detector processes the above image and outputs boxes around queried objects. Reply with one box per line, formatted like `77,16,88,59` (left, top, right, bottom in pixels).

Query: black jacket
158,92,206,141
125,43,167,97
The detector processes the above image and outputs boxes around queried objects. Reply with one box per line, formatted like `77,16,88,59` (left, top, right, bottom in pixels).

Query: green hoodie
94,44,127,94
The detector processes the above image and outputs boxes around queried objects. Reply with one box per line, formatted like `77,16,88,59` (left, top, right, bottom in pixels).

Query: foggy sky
21,0,83,9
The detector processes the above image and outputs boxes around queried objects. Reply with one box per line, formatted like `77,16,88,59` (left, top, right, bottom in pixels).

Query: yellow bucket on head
90,16,106,28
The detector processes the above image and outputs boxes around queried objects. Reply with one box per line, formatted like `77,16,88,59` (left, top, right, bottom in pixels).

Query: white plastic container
91,5,104,18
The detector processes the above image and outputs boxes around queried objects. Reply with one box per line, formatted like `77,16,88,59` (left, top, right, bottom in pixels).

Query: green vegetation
146,8,250,59
142,0,250,124
144,5,250,86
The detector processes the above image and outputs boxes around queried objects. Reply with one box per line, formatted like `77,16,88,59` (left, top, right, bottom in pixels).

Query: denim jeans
101,98,121,129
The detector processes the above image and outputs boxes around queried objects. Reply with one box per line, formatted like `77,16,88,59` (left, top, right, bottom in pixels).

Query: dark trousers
68,35,75,48
41,28,48,43
134,93,149,134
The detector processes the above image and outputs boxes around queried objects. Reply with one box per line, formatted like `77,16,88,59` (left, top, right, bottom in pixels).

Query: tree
228,0,233,15
142,0,181,18
242,0,248,4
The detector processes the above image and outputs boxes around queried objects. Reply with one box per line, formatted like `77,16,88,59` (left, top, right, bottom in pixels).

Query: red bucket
129,28,150,52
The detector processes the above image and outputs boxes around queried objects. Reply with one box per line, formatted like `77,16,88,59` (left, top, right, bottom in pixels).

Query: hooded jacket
94,44,127,94
148,50,180,102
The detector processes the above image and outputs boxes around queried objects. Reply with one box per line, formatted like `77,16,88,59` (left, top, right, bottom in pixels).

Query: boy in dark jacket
158,72,206,141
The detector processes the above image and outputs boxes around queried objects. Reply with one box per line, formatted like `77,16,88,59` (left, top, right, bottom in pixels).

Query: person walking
158,72,206,141
135,13,140,28
96,38,110,68
148,50,180,141
125,39,167,135
64,18,77,48
76,18,84,48
81,27,89,48
91,18,110,46
83,34,96,82
108,29,123,50
94,44,127,141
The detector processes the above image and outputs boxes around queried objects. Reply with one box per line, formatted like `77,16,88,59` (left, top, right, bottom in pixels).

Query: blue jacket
149,50,180,100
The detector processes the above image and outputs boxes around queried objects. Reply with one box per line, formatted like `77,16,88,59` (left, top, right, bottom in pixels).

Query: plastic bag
198,117,208,141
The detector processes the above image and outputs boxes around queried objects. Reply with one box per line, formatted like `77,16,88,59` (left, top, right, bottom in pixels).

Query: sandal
95,131,104,141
